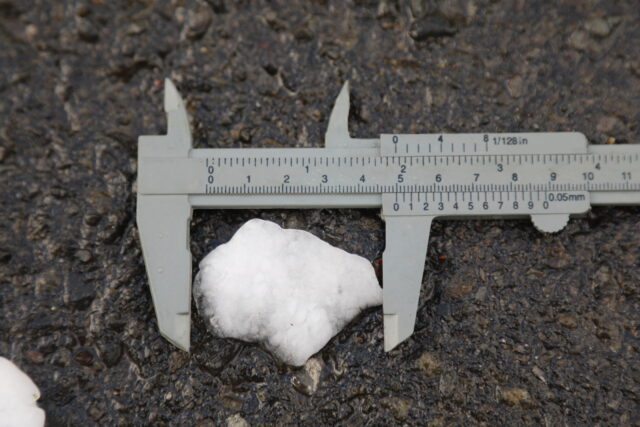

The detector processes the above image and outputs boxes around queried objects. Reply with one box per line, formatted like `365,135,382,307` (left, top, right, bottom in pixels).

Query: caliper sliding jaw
137,79,640,353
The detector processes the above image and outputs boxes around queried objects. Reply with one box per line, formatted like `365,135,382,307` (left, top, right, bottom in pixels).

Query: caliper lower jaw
381,198,434,352
137,79,193,351
137,195,192,351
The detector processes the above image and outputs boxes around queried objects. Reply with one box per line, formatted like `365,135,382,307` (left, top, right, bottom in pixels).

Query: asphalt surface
1,0,639,425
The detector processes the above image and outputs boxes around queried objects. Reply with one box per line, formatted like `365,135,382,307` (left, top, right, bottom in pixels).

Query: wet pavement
1,0,639,425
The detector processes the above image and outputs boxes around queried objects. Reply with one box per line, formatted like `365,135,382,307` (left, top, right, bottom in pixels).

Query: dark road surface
1,1,639,425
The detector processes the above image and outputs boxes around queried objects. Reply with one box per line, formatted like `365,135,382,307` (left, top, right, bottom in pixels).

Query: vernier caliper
137,79,640,352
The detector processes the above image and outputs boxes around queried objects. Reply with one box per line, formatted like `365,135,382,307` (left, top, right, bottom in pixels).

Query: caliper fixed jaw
137,79,193,351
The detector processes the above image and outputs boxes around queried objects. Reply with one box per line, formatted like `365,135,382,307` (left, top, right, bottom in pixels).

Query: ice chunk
0,357,45,427
194,219,382,366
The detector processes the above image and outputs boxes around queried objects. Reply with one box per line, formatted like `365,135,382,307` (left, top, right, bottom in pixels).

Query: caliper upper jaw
325,81,378,149
137,79,193,351
139,79,192,158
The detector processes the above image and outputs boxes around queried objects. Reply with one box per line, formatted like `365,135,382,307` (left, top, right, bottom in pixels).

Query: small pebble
584,17,615,37
75,249,92,263
499,387,536,409
185,9,212,39
409,14,456,41
418,352,442,377
226,414,249,427
26,351,44,365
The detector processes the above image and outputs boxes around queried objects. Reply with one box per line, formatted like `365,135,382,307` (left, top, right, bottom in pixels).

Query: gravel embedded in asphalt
0,1,638,424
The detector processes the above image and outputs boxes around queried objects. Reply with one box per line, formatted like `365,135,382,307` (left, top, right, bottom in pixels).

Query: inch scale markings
137,80,640,352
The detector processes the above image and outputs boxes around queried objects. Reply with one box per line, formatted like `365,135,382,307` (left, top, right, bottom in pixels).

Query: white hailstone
194,219,382,366
0,357,45,427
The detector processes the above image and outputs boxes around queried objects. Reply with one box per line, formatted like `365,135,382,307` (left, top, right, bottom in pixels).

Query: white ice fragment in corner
194,219,382,366
0,357,45,427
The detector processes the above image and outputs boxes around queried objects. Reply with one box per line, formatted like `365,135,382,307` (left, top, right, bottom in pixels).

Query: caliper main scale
137,80,640,352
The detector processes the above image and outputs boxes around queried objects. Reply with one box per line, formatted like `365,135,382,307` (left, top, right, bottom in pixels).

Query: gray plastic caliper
137,79,640,352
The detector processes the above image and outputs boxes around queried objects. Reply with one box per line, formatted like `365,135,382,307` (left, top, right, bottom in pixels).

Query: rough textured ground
1,0,639,425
